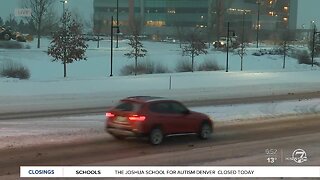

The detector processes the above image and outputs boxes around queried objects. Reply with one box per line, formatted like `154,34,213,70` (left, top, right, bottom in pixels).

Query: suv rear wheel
199,123,212,139
149,128,163,145
112,134,125,140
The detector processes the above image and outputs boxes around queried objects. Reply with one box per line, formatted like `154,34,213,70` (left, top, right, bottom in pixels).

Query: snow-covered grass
1,38,320,116
0,38,318,80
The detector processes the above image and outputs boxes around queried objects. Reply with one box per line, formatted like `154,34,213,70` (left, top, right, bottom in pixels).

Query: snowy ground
1,38,320,116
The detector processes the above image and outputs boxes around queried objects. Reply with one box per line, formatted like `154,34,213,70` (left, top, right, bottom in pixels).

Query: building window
145,20,166,27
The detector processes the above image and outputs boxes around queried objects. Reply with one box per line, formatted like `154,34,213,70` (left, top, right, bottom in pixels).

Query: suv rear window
115,101,141,112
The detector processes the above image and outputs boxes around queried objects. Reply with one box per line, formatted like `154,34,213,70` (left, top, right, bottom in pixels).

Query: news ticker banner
21,166,320,178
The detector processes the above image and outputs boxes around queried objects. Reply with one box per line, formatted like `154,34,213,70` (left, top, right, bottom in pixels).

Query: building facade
93,0,298,41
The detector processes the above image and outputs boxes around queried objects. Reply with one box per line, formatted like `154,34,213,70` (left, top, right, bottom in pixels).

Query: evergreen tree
18,20,25,33
25,19,36,35
4,14,18,30
48,10,88,78
0,17,3,27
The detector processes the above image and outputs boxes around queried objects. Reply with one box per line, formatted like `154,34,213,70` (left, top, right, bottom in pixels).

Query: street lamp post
311,24,320,67
110,16,120,77
116,0,119,48
241,10,246,71
60,1,67,29
226,22,235,72
256,0,261,48
226,22,230,72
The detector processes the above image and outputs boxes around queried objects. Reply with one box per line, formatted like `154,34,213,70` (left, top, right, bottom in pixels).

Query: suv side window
150,101,189,114
168,102,188,114
150,102,170,113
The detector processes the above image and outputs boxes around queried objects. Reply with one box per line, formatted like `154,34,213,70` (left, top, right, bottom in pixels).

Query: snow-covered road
1,98,320,149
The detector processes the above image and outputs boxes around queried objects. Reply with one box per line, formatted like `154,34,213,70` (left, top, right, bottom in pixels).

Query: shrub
154,63,170,74
296,50,311,65
0,41,24,49
175,59,192,72
198,59,224,71
120,61,155,76
0,61,30,79
120,64,135,76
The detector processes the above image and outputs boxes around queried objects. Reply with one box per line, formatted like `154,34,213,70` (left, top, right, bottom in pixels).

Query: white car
213,37,238,49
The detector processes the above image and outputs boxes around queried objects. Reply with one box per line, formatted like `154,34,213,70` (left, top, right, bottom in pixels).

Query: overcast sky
0,0,319,29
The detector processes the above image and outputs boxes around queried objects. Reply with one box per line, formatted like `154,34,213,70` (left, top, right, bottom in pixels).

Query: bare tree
22,0,55,48
237,43,246,71
124,32,148,76
174,22,186,48
280,30,293,69
182,31,208,72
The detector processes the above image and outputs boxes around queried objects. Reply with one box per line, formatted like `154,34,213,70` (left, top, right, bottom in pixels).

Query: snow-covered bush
175,59,193,72
120,61,154,76
252,48,283,56
154,63,170,74
0,60,30,79
198,59,224,71
294,50,311,65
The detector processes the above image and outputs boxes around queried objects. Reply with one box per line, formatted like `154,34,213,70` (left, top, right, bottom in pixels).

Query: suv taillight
106,112,115,118
128,115,146,121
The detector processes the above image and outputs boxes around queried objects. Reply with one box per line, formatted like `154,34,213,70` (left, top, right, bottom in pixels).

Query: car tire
149,128,163,145
112,134,125,140
199,123,212,139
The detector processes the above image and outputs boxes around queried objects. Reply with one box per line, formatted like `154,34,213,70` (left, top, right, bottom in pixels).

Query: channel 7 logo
286,149,307,164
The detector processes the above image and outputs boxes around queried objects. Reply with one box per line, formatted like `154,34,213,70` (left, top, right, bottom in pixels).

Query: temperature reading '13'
267,157,277,164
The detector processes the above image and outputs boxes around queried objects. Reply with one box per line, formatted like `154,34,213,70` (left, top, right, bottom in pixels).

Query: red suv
105,96,214,145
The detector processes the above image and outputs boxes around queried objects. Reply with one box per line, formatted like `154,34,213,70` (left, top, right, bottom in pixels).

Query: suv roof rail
126,96,164,101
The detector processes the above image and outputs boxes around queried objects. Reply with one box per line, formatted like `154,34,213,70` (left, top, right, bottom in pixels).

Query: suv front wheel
149,128,163,145
199,123,212,139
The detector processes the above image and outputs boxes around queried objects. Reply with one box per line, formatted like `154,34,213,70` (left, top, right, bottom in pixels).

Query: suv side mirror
182,109,190,115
